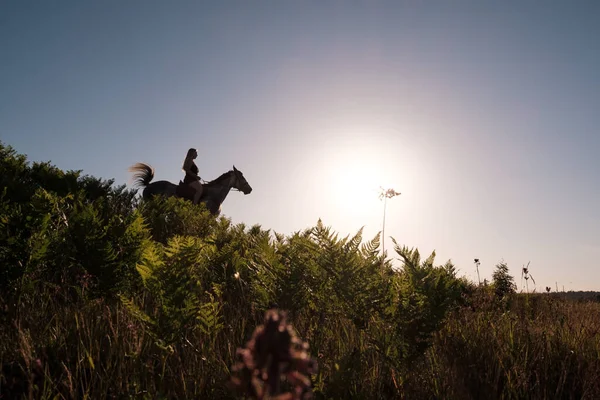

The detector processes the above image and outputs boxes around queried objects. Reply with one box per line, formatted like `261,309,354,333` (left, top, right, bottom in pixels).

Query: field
2,141,600,399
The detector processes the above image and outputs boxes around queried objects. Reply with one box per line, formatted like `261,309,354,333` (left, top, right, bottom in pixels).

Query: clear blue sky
2,1,599,291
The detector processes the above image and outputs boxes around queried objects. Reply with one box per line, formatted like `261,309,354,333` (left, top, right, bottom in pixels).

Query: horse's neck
206,174,235,204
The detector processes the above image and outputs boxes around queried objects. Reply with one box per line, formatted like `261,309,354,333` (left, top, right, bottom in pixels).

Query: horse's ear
233,165,238,172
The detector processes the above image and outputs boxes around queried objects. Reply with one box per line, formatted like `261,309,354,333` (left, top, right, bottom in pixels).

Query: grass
416,292,600,400
2,288,600,399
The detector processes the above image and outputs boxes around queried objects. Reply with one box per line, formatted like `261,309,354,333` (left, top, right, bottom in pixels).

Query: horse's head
232,165,252,195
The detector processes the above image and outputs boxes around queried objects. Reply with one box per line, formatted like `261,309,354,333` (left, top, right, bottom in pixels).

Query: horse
128,162,252,215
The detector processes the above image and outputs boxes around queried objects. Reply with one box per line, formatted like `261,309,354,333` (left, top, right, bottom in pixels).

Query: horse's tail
128,162,154,188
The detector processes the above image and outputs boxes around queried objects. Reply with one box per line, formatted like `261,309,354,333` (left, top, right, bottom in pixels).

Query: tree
491,262,516,298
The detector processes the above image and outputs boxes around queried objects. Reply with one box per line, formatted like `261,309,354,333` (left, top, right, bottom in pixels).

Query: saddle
176,180,204,200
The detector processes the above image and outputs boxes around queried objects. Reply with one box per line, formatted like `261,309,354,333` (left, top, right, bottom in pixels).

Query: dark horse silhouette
128,162,252,215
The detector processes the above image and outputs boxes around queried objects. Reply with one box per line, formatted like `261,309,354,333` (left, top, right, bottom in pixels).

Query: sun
309,127,404,220
326,159,395,215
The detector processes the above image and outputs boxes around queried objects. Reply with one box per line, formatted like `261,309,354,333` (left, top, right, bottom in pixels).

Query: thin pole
379,187,400,272
381,195,387,270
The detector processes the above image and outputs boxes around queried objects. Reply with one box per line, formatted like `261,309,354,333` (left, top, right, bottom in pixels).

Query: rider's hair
182,148,197,171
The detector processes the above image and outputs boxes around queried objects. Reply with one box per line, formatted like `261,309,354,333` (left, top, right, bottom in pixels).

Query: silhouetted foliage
492,261,516,299
2,140,599,399
0,141,144,296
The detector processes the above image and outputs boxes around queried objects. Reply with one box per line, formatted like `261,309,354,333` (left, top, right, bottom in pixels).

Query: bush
492,261,517,299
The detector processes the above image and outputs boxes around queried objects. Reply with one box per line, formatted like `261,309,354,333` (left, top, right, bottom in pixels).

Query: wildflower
229,309,318,399
234,271,240,279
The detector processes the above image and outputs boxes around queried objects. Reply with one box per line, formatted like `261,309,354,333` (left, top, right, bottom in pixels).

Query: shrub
492,261,517,299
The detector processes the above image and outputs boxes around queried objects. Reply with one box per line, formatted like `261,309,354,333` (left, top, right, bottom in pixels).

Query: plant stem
381,196,387,271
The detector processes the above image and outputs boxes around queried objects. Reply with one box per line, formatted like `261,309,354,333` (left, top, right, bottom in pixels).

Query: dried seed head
229,309,318,399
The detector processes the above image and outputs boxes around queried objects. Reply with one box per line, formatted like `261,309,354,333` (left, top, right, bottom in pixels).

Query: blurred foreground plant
230,309,318,399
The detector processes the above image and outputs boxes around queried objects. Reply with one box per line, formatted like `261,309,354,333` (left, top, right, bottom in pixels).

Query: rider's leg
190,180,203,204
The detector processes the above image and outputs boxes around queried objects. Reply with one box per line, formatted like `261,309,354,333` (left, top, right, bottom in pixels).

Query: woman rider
182,148,203,204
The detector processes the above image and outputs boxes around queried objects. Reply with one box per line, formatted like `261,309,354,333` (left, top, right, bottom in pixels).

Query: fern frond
360,232,381,258
343,227,363,253
119,295,157,328
424,250,436,268
196,296,224,336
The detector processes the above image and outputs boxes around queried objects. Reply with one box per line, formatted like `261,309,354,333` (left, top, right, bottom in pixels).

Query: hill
1,141,599,399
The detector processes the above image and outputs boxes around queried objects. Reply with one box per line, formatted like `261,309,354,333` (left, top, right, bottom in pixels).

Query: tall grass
2,287,600,399
416,292,600,400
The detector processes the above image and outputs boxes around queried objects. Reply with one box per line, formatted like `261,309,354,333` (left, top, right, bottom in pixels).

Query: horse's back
143,180,177,198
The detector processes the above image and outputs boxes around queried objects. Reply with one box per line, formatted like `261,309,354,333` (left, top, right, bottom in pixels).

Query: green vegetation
1,141,599,399
491,261,517,299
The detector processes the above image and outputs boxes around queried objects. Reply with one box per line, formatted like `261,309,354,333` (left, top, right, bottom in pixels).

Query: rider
182,148,203,204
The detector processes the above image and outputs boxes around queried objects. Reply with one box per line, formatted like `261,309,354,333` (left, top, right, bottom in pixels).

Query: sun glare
327,160,395,215
311,127,405,220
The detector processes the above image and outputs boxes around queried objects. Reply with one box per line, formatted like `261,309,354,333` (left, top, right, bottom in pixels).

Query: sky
1,1,599,291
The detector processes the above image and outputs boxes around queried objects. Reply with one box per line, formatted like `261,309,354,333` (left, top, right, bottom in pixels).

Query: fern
375,239,466,368
360,232,381,260
196,289,224,337
343,226,363,254
123,236,224,347
119,295,157,329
